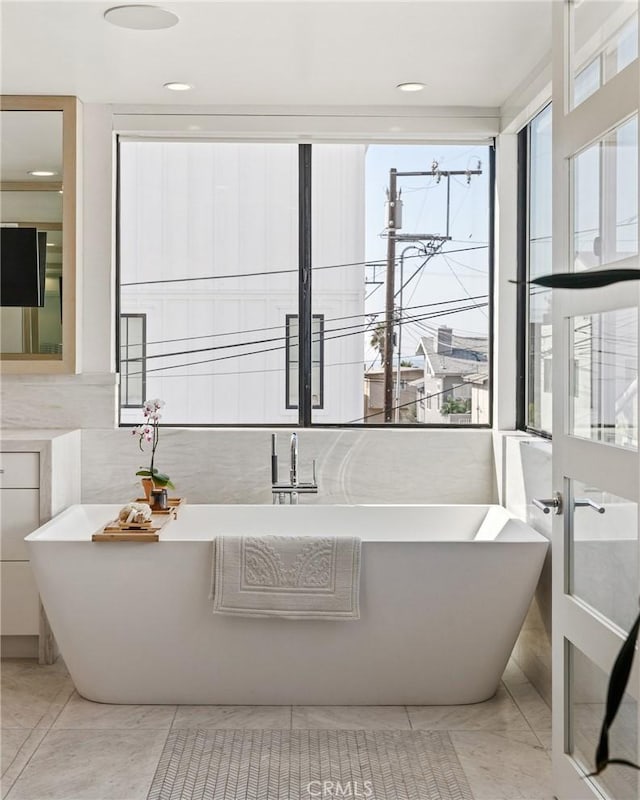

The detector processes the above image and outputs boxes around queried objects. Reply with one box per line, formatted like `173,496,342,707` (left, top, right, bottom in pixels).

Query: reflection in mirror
1,110,63,358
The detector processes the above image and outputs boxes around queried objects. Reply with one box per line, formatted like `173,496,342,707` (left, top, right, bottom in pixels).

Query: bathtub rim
25,502,550,545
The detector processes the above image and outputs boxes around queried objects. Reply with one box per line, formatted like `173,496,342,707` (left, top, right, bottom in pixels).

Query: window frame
119,312,147,409
516,103,553,439
115,137,495,429
285,313,325,411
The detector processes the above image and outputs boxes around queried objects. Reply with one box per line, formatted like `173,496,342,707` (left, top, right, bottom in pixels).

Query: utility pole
383,169,398,423
382,162,482,423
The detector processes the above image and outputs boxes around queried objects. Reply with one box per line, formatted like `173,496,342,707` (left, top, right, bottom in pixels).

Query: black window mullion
298,143,313,426
488,141,496,429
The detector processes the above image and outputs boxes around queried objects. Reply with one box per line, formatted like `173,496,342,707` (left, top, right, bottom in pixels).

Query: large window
118,139,492,426
519,105,639,437
518,104,553,436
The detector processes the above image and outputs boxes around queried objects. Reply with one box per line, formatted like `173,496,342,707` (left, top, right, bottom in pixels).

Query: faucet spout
290,432,298,486
270,431,316,504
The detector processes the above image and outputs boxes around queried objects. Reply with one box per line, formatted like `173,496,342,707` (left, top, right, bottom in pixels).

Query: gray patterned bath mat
147,729,474,800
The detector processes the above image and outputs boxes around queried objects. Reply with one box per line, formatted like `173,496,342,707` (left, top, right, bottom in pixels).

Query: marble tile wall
82,427,498,505
2,372,497,505
0,374,117,430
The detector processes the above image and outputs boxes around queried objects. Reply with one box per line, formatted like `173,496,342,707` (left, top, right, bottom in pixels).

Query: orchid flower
133,399,174,489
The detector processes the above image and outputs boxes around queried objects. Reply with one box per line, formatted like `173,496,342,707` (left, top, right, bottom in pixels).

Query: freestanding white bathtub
26,504,547,705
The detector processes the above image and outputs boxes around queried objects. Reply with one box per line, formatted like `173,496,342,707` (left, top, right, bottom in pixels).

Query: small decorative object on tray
134,496,185,516
119,502,153,526
92,506,173,542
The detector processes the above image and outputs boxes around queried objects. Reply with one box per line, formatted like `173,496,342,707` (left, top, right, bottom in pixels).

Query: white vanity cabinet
0,453,41,634
0,430,81,661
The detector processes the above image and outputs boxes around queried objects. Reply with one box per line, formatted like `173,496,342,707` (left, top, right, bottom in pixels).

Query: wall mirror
0,96,79,373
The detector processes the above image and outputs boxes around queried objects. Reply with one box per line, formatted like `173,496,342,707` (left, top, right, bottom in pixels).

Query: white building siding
120,141,365,425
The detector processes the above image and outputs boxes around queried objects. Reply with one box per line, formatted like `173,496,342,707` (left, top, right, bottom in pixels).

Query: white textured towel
211,535,361,620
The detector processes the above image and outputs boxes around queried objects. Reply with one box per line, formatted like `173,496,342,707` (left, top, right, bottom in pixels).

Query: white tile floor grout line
500,678,549,750
2,678,76,799
145,708,180,800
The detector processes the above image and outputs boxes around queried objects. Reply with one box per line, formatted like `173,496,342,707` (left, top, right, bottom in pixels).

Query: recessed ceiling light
164,82,192,92
104,5,179,30
28,170,57,177
396,82,425,93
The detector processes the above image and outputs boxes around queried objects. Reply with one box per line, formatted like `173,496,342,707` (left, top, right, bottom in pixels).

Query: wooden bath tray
92,515,172,542
134,497,185,516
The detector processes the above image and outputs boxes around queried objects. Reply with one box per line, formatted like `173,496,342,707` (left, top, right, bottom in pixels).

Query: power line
125,300,489,377
406,321,490,351
119,246,489,287
157,302,489,371
132,357,370,380
439,252,489,274
137,299,489,362
136,294,489,349
442,255,488,319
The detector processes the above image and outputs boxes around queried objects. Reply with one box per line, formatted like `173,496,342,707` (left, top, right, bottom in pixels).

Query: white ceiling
0,1,552,108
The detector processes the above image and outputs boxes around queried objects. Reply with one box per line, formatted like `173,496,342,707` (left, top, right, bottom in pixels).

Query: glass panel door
569,642,639,800
552,2,639,798
569,308,638,448
568,480,639,633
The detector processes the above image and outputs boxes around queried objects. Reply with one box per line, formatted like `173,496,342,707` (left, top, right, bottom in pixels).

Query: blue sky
364,143,491,361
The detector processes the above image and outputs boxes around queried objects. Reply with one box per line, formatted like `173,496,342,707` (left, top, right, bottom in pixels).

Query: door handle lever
574,498,606,514
532,493,563,515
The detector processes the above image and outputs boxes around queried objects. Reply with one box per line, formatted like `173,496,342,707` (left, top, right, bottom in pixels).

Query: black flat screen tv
0,227,47,307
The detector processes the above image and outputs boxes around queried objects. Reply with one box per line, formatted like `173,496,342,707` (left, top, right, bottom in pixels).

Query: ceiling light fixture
104,5,179,30
164,82,192,91
396,82,425,92
28,170,57,177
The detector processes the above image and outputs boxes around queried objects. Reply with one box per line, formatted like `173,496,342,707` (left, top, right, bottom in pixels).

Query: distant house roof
463,371,489,384
364,366,424,382
416,335,488,377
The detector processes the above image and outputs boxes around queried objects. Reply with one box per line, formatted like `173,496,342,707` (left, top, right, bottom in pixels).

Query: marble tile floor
1,657,553,800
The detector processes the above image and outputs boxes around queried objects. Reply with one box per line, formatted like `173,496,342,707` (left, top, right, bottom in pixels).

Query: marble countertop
0,429,81,456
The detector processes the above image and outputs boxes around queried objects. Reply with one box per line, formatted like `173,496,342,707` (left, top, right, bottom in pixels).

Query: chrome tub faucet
271,433,318,504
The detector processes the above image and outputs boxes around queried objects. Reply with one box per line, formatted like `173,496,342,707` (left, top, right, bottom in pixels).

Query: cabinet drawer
0,453,39,489
0,489,40,560
0,562,40,635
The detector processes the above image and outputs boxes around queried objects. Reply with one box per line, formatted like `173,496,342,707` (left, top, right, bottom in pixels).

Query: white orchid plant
133,398,175,490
